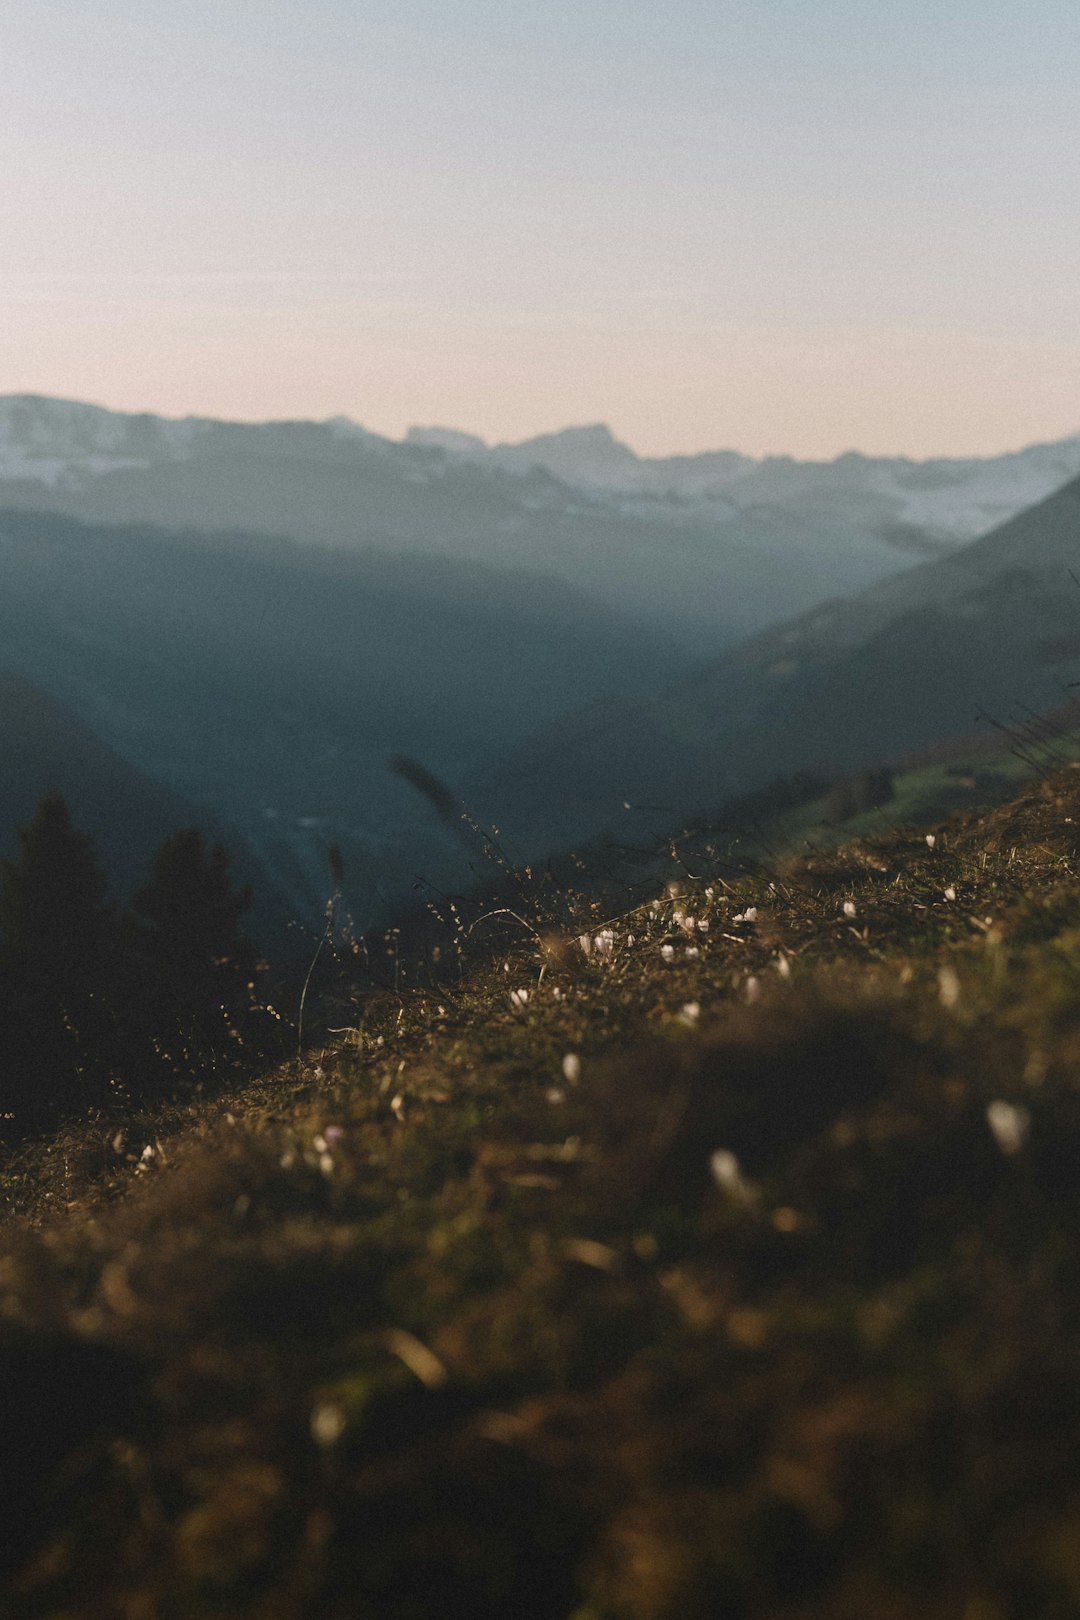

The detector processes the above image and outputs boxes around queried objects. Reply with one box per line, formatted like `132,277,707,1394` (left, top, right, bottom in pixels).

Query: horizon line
3,389,1080,469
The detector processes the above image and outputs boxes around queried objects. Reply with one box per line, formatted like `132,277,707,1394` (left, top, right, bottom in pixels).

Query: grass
5,764,1080,1614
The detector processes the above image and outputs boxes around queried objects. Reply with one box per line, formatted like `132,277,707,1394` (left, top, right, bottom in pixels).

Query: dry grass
5,768,1080,1615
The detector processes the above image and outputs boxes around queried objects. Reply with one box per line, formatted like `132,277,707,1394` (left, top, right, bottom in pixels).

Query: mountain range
4,394,1080,937
407,419,1080,550
5,396,1079,655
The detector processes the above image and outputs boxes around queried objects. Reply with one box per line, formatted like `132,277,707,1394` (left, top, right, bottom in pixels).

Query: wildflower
926,834,936,850
564,1238,619,1272
311,1402,346,1447
745,976,761,1003
697,918,709,933
578,933,593,958
626,933,636,947
843,900,857,919
986,1099,1030,1156
509,987,530,1010
944,886,957,902
547,1087,565,1105
390,1094,406,1122
685,945,700,958
938,964,961,1008
734,907,758,924
594,927,615,957
661,943,676,962
324,1125,345,1146
677,1001,700,1026
709,1148,743,1192
776,954,792,979
562,1052,582,1084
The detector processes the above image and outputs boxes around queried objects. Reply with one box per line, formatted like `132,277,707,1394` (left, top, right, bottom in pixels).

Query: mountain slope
471,474,1080,853
0,507,687,925
0,673,194,891
0,673,293,948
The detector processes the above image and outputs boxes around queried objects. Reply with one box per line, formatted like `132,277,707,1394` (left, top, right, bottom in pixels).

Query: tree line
0,795,274,1136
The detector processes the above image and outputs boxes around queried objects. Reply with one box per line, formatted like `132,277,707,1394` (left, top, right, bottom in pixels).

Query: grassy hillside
4,764,1080,1615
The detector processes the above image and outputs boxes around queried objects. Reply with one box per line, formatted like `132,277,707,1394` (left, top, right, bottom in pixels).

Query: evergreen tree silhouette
125,828,258,1076
0,795,115,1128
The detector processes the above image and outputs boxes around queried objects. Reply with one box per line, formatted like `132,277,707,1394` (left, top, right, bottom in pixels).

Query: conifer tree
0,794,115,1126
125,828,257,1072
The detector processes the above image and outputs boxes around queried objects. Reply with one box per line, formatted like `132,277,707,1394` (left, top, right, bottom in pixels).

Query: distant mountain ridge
7,394,1080,656
407,419,1080,547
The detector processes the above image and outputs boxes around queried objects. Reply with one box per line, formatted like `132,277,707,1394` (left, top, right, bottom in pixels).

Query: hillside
472,473,1080,855
4,764,1080,1615
0,674,193,889
0,673,295,954
0,507,686,928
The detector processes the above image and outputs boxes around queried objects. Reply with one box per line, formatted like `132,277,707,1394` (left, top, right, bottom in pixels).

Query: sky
3,0,1080,458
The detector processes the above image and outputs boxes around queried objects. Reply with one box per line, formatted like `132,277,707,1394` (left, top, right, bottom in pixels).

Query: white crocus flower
986,1100,1030,1156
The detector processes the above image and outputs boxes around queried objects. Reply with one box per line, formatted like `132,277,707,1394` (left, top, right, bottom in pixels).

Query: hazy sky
4,0,1079,457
